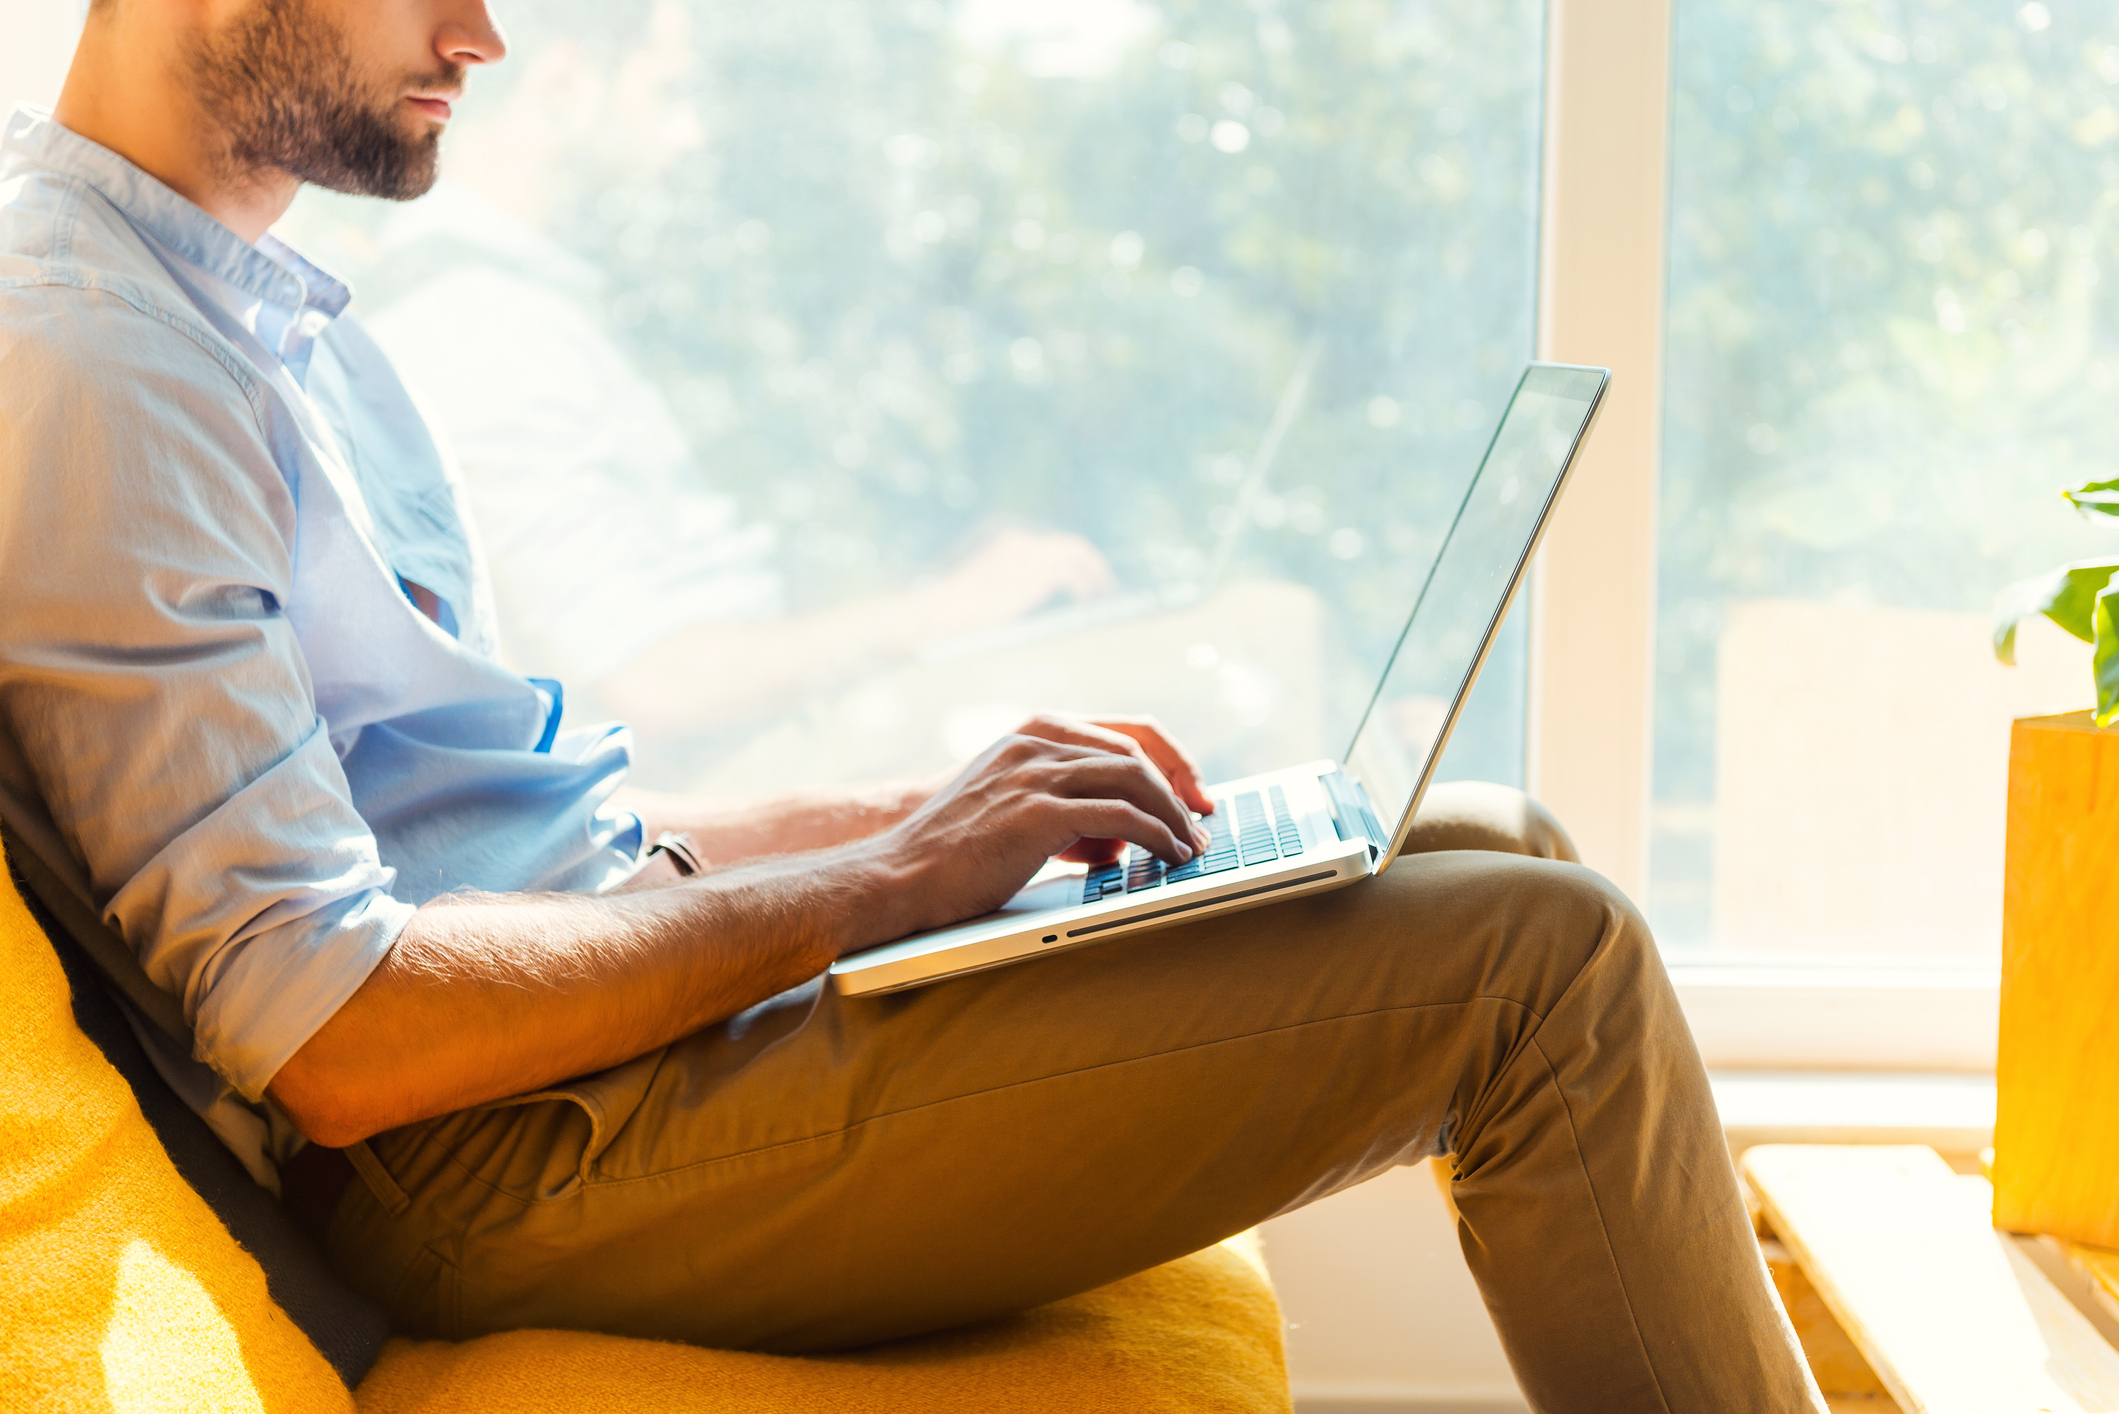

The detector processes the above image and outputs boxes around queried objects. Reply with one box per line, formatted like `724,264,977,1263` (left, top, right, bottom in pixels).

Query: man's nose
437,1,508,68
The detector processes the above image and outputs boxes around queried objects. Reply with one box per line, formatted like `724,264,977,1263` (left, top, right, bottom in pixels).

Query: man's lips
406,96,454,121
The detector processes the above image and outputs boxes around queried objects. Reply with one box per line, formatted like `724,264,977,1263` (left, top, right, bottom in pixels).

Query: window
6,0,2069,1065
275,0,1549,797
1651,0,2119,964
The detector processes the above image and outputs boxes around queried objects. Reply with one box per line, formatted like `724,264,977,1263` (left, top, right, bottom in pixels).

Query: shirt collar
3,105,351,373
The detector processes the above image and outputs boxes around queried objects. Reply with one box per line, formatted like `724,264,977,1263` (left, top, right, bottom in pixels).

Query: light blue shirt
0,107,644,1185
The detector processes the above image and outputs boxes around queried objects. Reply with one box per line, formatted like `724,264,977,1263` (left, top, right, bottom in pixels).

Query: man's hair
187,0,458,201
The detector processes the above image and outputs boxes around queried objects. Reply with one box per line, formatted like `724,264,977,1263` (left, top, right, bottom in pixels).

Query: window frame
1527,0,2000,1072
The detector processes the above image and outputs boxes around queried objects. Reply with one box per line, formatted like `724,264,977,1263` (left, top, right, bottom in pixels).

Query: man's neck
52,16,297,245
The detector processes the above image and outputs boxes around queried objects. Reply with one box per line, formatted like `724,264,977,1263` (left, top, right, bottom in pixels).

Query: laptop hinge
1321,769,1389,863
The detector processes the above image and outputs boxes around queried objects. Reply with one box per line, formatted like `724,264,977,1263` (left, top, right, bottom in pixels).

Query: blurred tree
1657,0,2119,804
291,0,1548,769
572,0,1542,630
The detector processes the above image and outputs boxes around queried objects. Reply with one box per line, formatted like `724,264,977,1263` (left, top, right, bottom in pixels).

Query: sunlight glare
955,0,1160,77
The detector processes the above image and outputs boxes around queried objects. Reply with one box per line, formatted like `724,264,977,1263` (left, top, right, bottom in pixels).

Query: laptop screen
1341,363,1606,854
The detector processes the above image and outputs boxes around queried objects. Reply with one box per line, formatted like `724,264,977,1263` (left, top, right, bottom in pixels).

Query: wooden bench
1741,1144,2119,1414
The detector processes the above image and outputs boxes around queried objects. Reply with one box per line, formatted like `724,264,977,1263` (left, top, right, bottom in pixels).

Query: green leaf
1991,559,2119,664
2097,584,2119,727
2066,479,2119,517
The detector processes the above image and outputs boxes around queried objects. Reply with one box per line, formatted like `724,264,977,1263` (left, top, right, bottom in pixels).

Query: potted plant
1988,478,2119,1248
1991,476,2119,722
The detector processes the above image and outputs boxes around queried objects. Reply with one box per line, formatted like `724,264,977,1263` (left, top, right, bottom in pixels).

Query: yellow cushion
0,838,1290,1412
357,1237,1289,1414
0,841,352,1414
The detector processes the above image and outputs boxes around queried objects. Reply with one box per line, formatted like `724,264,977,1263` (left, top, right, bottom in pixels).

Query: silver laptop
830,362,1610,998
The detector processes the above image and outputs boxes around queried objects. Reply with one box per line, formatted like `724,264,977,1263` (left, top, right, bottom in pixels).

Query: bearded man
0,2,1825,1409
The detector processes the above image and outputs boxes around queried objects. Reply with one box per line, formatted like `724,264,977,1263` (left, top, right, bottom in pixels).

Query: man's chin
305,138,441,202
384,132,444,201
381,157,442,202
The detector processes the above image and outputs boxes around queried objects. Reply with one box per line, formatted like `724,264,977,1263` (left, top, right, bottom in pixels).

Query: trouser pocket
462,1045,668,1193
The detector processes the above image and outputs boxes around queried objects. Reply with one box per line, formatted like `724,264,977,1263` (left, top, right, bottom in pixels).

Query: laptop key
1083,863,1125,904
1082,794,1282,902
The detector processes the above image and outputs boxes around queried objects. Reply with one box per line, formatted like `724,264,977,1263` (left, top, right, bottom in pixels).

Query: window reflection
282,0,1545,795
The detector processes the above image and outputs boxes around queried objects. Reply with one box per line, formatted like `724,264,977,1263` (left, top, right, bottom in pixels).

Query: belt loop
343,1139,412,1217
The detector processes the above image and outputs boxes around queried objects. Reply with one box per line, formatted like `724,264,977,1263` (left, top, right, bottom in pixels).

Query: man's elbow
268,1049,385,1149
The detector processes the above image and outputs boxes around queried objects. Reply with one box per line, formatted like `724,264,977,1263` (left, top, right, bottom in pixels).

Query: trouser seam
1438,891,1674,1412
1527,1029,1675,1414
425,990,1551,1202
1448,887,1624,1152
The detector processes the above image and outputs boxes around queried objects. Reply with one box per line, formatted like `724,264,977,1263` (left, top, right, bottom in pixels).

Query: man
0,1,1824,1408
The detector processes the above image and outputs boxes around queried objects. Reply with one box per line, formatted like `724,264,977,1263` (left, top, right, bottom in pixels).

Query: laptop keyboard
1081,785,1303,905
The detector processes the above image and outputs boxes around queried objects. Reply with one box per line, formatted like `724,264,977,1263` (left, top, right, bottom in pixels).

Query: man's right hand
844,730,1211,952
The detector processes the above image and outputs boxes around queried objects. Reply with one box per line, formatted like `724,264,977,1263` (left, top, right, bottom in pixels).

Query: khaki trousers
325,782,1823,1413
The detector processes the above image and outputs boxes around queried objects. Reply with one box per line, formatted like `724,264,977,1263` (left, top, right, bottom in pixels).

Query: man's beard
189,0,459,201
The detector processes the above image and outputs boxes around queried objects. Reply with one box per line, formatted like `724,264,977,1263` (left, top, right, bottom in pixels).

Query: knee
1339,849,1663,1019
1539,860,1650,959
1530,862,1674,1034
1519,794,1579,863
1460,855,1661,1014
1400,781,1580,863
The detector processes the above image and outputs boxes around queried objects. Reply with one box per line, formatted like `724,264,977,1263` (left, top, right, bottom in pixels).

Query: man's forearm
614,778,941,866
268,847,895,1148
269,719,1209,1150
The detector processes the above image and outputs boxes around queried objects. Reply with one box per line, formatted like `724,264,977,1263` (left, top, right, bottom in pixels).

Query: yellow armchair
0,840,1292,1413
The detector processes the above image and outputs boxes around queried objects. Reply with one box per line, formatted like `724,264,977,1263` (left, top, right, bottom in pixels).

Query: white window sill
1710,1069,1996,1159
1673,962,1999,1073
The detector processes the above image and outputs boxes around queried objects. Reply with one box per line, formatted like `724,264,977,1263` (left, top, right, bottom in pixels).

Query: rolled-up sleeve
0,290,410,1101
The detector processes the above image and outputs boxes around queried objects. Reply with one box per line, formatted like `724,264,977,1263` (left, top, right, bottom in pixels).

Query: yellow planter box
1994,710,2119,1246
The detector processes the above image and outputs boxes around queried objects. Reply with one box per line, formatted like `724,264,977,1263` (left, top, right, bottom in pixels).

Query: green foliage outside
286,0,1548,784
1651,0,2119,942
286,0,2119,937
